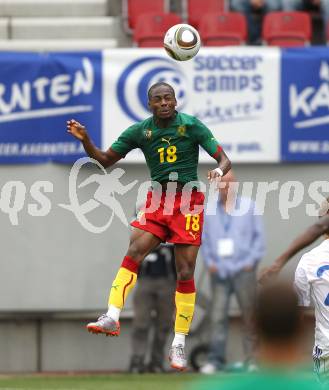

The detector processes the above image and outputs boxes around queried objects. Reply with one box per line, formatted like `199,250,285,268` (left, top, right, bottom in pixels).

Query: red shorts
131,189,205,246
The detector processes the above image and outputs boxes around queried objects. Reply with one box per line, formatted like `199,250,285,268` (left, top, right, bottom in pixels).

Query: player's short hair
255,282,301,342
147,82,175,100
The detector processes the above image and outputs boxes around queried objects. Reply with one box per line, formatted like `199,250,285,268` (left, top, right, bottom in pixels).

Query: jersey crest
177,125,186,137
144,129,152,140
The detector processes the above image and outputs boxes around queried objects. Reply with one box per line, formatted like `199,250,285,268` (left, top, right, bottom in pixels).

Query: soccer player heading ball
67,82,231,371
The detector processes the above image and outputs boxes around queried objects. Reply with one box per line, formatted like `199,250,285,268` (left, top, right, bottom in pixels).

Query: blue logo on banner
0,51,102,163
281,48,329,161
117,56,187,122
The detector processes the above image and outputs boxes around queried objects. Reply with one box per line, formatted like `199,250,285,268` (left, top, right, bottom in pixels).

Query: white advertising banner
103,47,280,163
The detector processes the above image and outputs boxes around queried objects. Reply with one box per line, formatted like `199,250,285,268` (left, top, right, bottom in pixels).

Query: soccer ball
164,24,201,61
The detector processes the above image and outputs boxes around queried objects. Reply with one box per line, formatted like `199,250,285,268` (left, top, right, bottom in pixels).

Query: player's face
148,86,177,119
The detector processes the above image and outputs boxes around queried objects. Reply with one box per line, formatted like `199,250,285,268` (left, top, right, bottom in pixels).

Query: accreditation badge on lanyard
217,212,234,258
217,239,234,258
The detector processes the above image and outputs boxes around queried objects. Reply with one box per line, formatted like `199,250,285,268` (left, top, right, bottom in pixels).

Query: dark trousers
131,277,175,367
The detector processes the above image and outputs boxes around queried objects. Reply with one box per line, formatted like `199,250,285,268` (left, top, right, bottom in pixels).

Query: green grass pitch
0,373,205,390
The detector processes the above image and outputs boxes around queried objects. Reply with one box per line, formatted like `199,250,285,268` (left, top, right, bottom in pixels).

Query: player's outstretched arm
67,119,122,168
207,149,231,181
259,214,329,284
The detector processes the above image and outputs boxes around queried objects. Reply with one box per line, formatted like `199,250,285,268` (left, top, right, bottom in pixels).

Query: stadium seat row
133,11,313,48
0,0,316,50
123,0,227,33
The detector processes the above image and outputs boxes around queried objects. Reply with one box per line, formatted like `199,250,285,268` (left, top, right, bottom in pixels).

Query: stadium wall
0,162,323,371
1,42,328,373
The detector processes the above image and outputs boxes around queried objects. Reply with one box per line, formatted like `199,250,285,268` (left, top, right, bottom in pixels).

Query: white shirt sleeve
294,259,311,307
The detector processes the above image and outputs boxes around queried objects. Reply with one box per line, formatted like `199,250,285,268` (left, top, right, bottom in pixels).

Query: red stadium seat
262,11,312,47
122,0,170,33
199,12,247,46
183,0,227,28
134,12,182,47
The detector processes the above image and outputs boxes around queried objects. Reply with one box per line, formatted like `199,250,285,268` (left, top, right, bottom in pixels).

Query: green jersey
110,112,222,184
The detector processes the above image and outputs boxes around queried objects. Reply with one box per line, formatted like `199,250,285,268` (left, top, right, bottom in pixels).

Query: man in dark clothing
129,243,176,373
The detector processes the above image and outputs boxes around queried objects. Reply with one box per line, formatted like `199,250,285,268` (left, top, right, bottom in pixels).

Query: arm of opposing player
259,215,329,284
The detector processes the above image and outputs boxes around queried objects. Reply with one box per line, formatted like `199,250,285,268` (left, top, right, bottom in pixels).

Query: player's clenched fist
207,169,221,182
66,119,88,141
208,168,224,182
